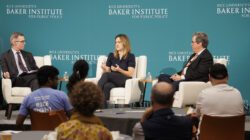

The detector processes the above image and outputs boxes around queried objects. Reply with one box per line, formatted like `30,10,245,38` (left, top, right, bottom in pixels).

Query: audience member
98,34,135,108
193,63,244,119
57,82,112,140
158,32,213,90
16,66,73,130
66,59,89,93
1,32,39,91
133,82,193,140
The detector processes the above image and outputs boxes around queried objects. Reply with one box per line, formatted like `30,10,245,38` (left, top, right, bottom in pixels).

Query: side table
139,78,157,106
58,78,69,90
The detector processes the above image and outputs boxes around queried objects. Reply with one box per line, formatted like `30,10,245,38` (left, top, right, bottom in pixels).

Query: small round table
139,78,157,106
58,78,69,90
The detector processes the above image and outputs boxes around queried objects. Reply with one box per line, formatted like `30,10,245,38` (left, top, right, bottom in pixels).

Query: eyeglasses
16,40,26,43
191,41,197,44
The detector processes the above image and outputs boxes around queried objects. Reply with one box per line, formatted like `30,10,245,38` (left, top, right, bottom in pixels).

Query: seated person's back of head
66,59,89,93
195,63,243,118
57,82,113,140
133,82,193,140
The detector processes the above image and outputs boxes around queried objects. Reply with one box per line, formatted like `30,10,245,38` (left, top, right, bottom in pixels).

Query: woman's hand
111,64,134,77
111,64,121,72
101,62,106,70
101,62,110,73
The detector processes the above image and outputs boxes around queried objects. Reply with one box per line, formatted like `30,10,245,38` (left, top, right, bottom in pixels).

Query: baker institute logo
108,4,168,19
168,51,230,65
5,4,63,19
217,3,250,18
49,50,100,64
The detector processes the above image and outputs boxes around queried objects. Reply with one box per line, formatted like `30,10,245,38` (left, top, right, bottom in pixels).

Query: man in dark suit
158,32,213,90
1,32,39,91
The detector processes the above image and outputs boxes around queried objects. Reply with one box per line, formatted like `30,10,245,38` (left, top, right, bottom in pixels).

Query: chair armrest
85,78,98,84
124,78,142,104
173,81,212,108
2,78,12,103
44,55,52,65
178,81,211,93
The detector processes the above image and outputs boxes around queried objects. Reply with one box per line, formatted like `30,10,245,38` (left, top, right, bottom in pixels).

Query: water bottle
63,72,68,79
147,72,152,80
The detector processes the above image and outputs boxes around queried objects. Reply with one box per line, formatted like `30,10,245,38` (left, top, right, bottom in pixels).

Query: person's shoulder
21,50,32,55
222,84,241,94
1,49,11,56
108,52,114,57
201,49,212,57
127,53,135,60
128,52,135,57
199,86,214,96
57,120,82,133
52,89,67,96
174,115,193,126
41,88,67,97
59,119,81,128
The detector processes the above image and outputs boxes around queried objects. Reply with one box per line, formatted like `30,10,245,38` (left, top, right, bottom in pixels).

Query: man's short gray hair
193,32,209,48
10,32,24,45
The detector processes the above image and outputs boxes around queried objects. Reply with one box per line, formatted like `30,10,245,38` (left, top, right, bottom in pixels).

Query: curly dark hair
67,60,89,93
37,65,59,86
69,81,104,117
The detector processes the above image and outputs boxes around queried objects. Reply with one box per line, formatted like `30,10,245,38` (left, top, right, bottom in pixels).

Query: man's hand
170,74,181,81
186,112,199,119
141,107,153,122
3,72,10,78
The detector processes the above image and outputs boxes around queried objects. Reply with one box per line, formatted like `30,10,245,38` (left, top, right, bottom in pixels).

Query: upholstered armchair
152,58,228,108
2,55,52,119
85,55,147,104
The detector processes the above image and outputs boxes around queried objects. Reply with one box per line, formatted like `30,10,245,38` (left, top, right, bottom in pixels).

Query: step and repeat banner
0,0,250,104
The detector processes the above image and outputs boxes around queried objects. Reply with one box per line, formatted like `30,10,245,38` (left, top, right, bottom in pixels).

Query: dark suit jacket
177,49,213,82
141,108,193,140
1,49,38,81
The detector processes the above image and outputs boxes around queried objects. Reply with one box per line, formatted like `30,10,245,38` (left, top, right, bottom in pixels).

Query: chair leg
5,104,8,117
135,102,140,107
7,104,13,120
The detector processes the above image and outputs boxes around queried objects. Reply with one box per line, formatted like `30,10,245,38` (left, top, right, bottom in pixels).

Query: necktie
181,53,198,75
16,52,27,72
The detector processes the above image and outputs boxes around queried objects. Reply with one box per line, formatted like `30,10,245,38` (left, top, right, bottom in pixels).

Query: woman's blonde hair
113,34,131,59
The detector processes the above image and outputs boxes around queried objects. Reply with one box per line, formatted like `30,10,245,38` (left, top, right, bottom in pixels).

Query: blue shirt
19,88,73,116
106,52,135,72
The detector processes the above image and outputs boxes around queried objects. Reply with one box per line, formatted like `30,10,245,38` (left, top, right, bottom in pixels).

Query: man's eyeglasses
191,41,197,44
16,40,26,43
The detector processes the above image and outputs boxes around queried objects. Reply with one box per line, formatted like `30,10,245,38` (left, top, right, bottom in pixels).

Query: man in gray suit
1,32,39,91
